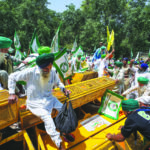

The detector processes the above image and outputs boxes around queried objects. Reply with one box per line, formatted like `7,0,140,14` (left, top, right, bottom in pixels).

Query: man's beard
40,71,51,89
0,52,5,65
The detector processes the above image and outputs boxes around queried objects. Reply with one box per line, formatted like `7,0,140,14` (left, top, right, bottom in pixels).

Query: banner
53,48,72,80
30,29,40,53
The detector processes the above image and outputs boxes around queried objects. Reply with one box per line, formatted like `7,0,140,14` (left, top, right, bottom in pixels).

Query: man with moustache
0,36,13,89
8,53,74,150
0,36,26,90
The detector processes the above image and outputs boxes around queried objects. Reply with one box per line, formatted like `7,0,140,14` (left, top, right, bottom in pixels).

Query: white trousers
28,97,63,148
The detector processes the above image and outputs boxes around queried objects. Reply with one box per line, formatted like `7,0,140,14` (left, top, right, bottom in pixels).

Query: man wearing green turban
8,53,74,150
122,57,132,91
122,77,150,99
72,52,83,72
106,99,150,142
0,36,14,89
106,61,124,94
81,56,89,69
95,49,115,77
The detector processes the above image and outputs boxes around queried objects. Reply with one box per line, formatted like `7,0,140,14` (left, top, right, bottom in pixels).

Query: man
96,49,115,77
72,53,83,72
131,63,150,86
106,61,124,94
0,36,13,89
106,99,150,143
0,36,27,90
122,57,131,90
8,53,74,150
122,77,150,99
81,56,89,69
92,43,106,62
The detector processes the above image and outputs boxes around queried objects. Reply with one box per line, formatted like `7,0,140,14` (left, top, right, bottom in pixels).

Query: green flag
53,48,72,80
72,46,84,57
30,29,40,53
131,48,133,58
71,38,77,53
94,46,96,52
51,23,61,53
14,31,21,50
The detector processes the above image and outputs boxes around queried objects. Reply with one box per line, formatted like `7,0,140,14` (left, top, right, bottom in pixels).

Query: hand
8,94,18,104
63,88,71,97
115,79,119,84
22,61,28,65
112,49,115,53
118,125,123,130
106,133,113,140
121,94,125,97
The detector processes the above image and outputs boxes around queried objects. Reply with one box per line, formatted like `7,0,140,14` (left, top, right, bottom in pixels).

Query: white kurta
97,58,109,77
108,68,124,94
8,66,65,147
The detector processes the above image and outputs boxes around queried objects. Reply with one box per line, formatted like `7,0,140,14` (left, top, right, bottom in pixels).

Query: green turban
128,61,130,64
36,53,54,68
101,46,106,50
81,56,85,61
37,46,51,55
122,99,139,111
137,61,139,64
137,77,149,84
101,54,106,58
114,61,123,67
0,36,12,49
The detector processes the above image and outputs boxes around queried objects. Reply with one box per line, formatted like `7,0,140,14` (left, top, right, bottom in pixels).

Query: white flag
30,29,40,53
51,24,61,53
72,46,84,57
71,38,77,53
15,49,23,60
14,31,21,50
135,52,139,61
53,48,72,80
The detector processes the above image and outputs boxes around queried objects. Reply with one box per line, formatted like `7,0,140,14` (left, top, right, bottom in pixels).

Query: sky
47,0,82,12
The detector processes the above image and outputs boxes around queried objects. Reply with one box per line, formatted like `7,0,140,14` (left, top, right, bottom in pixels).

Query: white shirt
8,66,64,109
97,58,109,77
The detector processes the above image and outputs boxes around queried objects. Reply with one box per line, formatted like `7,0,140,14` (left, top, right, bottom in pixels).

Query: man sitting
8,53,74,150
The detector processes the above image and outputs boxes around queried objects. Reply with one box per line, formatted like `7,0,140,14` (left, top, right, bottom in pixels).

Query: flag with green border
30,29,40,53
72,46,84,57
131,48,133,58
51,23,61,53
14,31,21,50
135,52,139,61
53,48,72,80
71,38,77,53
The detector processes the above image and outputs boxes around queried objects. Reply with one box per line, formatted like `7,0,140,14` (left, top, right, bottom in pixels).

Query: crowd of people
0,36,150,149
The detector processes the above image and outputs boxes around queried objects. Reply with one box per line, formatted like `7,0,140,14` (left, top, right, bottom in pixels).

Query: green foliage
0,0,150,58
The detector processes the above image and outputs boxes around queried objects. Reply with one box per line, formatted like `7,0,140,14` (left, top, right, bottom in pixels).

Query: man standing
106,61,124,94
122,77,150,99
8,53,74,150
